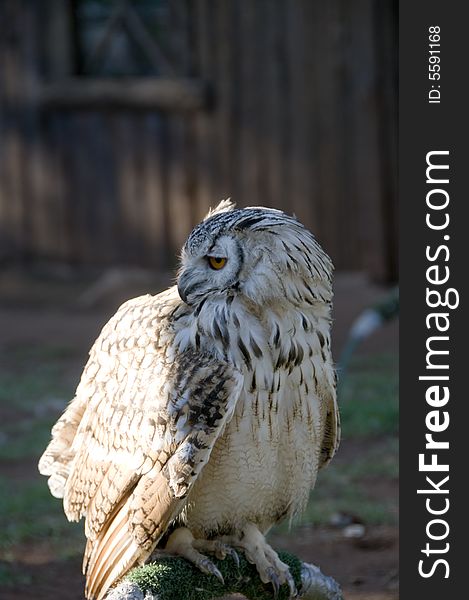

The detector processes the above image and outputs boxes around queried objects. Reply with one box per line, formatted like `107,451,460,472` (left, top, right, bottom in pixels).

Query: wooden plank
334,0,360,271
374,0,398,281
74,113,96,265
190,0,218,219
82,112,119,264
25,129,47,261
169,0,204,226
56,111,114,266
309,0,345,269
139,112,170,269
207,0,243,207
260,0,288,212
111,113,145,265
163,1,199,249
0,117,24,259
0,6,16,260
237,1,261,208
247,0,278,211
212,0,235,203
66,114,93,264
226,0,244,205
167,114,194,260
283,0,321,228
0,0,26,261
14,0,36,262
18,0,75,263
0,0,75,265
38,78,209,112
321,0,358,271
343,0,387,279
45,112,71,262
44,0,75,79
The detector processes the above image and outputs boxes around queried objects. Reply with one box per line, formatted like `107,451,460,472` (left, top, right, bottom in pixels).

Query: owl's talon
192,538,239,567
227,547,240,568
222,523,299,599
286,571,298,598
165,528,234,585
267,567,280,598
199,559,225,584
214,542,238,565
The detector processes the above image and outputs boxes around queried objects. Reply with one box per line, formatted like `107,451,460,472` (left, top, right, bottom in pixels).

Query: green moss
127,551,302,600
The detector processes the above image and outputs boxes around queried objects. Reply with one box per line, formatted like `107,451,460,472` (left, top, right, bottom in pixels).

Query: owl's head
177,200,333,308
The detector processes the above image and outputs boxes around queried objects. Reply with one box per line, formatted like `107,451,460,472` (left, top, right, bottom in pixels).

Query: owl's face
177,201,333,308
177,231,244,305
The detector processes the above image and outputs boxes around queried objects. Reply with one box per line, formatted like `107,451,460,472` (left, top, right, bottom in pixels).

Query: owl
39,200,340,600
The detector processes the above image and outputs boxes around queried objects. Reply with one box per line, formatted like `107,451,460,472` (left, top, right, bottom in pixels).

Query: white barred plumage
38,200,340,600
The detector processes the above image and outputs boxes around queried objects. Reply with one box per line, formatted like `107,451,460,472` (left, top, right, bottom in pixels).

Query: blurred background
0,1,398,600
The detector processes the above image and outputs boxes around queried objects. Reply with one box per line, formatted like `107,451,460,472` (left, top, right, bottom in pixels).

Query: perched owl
39,201,340,600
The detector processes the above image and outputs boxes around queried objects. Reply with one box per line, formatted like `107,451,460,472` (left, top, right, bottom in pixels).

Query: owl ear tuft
204,198,236,220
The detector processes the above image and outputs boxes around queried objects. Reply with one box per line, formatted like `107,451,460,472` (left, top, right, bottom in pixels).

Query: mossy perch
105,551,343,600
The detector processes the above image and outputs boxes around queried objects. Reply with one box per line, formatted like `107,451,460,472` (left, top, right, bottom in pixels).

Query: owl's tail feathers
83,497,149,600
82,459,181,599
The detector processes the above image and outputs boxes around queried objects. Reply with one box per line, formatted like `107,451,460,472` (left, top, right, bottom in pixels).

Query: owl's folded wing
38,290,243,600
318,367,340,469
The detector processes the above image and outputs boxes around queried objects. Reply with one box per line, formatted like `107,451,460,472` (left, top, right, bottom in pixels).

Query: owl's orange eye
208,256,227,270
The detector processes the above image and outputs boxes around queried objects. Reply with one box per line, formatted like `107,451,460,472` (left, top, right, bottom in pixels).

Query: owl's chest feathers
177,300,330,533
173,297,330,432
174,296,329,369
184,365,322,534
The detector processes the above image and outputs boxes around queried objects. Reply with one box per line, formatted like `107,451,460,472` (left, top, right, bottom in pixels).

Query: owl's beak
177,283,188,304
178,271,202,305
177,272,190,304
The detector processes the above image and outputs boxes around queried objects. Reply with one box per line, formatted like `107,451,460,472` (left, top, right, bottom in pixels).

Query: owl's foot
164,527,239,585
222,523,298,599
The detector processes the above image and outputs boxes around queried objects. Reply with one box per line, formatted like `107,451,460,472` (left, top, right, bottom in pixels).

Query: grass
0,342,81,461
0,416,59,461
338,353,399,437
279,443,399,532
0,562,32,588
0,478,83,556
0,346,79,410
0,343,83,563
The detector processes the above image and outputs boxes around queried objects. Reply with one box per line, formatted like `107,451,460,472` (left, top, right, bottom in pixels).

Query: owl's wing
38,289,243,600
318,367,340,469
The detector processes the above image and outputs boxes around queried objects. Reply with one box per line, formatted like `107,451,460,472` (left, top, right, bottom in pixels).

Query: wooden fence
0,0,397,280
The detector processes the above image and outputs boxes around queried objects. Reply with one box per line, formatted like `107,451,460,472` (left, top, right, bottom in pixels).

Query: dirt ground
0,268,399,600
